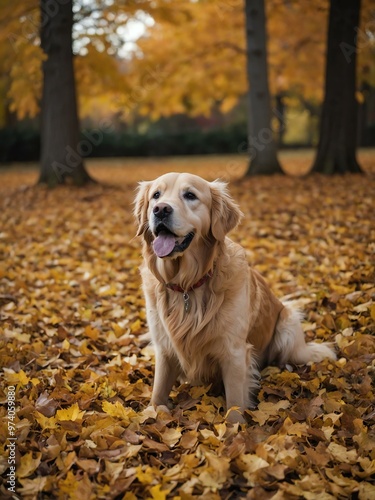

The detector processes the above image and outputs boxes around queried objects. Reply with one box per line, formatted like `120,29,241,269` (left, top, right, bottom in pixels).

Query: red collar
166,270,213,293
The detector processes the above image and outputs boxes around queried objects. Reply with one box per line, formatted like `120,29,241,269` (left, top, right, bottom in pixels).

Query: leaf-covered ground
1,154,375,499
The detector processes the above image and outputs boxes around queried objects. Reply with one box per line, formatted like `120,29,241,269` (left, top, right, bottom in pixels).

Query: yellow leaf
161,427,182,447
359,482,375,500
214,422,228,439
149,484,170,500
35,413,56,430
16,477,47,496
239,453,269,474
199,428,221,447
82,309,92,321
111,322,124,337
124,493,137,500
98,284,117,296
330,284,354,295
323,413,342,426
370,304,375,322
198,470,223,489
4,330,30,342
56,452,77,474
180,454,200,469
206,452,230,480
136,466,155,485
18,452,42,479
101,400,136,423
124,295,137,304
4,369,30,386
130,319,142,333
48,315,61,325
285,421,309,437
84,324,99,340
322,425,335,440
134,405,158,424
56,403,85,422
301,377,320,392
62,338,70,350
358,457,375,476
336,314,352,330
79,340,92,355
328,442,357,464
249,400,290,426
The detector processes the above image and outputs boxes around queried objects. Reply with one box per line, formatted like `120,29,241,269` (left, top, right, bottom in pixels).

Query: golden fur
134,172,336,422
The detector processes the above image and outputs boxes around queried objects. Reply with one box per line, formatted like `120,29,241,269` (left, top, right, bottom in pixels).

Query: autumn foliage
0,0,374,123
0,157,374,499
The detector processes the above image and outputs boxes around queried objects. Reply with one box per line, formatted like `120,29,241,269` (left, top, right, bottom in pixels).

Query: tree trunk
311,0,363,174
39,0,94,187
275,92,286,146
244,0,283,176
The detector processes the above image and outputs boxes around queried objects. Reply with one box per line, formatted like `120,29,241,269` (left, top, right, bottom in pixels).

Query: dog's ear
210,180,243,241
134,181,152,237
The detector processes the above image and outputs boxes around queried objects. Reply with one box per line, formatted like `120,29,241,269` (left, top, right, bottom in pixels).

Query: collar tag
183,292,191,314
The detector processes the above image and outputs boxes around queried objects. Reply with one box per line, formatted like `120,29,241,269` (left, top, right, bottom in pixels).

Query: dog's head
134,172,242,259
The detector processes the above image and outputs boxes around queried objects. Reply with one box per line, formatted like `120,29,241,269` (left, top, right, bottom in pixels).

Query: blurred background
0,0,374,179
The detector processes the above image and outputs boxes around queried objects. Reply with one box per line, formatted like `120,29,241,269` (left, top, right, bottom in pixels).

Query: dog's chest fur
160,288,224,382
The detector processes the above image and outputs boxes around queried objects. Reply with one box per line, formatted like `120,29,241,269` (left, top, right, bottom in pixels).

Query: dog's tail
271,302,337,365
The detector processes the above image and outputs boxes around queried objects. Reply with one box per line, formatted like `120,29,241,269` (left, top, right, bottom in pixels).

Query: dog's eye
152,191,161,199
184,191,197,201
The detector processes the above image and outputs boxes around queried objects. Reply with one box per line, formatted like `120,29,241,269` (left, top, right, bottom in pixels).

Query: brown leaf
304,443,331,467
35,391,59,417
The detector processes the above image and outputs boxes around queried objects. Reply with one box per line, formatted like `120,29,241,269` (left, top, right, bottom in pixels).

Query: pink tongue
153,233,176,257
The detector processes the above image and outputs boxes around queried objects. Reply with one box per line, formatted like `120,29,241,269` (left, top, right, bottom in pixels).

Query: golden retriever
134,172,336,423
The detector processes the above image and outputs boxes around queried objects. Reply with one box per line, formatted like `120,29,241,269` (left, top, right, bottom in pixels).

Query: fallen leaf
17,452,42,479
35,391,59,417
56,403,85,422
249,400,290,425
327,442,357,464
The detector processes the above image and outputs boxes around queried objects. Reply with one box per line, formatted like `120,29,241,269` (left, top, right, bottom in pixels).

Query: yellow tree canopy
130,0,375,119
0,0,374,125
0,0,189,123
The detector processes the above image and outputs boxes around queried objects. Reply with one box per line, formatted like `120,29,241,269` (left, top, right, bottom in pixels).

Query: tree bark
244,0,283,176
311,0,363,174
39,0,94,187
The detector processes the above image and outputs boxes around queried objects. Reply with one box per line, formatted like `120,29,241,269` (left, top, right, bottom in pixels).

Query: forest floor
0,151,374,499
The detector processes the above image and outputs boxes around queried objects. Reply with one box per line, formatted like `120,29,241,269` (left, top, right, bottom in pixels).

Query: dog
134,172,336,423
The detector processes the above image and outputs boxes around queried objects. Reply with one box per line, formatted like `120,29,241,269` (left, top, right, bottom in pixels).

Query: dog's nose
153,203,173,220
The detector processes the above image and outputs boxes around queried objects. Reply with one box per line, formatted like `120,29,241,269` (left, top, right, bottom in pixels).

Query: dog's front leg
151,346,179,407
221,348,248,423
